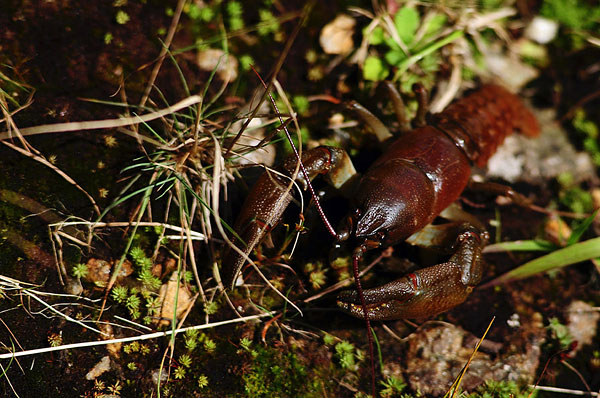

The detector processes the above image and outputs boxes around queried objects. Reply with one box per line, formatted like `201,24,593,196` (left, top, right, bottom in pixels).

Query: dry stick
531,386,598,397
0,95,202,140
51,221,206,241
138,0,186,109
0,363,19,398
0,312,275,360
0,94,101,218
1,140,102,217
18,288,105,335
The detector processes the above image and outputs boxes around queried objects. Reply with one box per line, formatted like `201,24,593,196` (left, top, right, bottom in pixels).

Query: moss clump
241,344,317,397
466,380,537,398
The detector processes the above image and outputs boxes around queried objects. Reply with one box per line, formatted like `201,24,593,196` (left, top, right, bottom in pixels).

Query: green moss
541,0,600,30
71,263,89,279
466,380,536,398
241,345,311,397
572,109,600,166
115,10,130,25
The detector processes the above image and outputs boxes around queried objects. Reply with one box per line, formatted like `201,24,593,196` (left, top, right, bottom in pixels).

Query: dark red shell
433,84,540,167
351,84,539,245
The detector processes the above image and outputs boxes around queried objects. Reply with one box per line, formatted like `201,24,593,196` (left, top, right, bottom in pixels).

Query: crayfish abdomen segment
433,84,540,167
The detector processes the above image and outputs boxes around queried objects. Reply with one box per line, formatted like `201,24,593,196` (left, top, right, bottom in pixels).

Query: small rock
566,300,600,354
156,272,196,326
485,109,596,184
197,48,238,81
99,323,121,359
151,368,169,384
320,15,355,55
525,16,559,44
85,355,111,380
230,95,276,167
84,258,133,287
484,51,539,91
64,277,83,295
544,216,572,247
231,124,276,167
403,322,542,395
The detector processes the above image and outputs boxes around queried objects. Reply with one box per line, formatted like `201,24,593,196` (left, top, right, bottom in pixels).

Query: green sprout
174,367,186,379
227,1,244,31
197,374,209,389
186,3,214,22
541,0,600,30
130,246,152,268
179,354,192,368
572,109,600,166
140,344,151,355
183,270,194,283
129,247,162,290
138,268,162,290
335,340,359,370
360,5,462,88
115,10,130,25
238,337,258,358
185,338,198,351
467,380,536,398
548,317,573,348
72,263,89,279
323,333,336,346
124,341,140,353
203,338,217,353
126,294,140,311
145,296,161,315
380,375,407,397
292,95,310,116
47,333,62,347
239,54,255,71
111,285,128,303
184,329,199,351
107,381,122,395
239,337,252,351
258,9,279,36
203,300,219,315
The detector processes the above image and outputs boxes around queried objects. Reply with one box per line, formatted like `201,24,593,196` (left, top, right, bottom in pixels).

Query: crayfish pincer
221,83,539,322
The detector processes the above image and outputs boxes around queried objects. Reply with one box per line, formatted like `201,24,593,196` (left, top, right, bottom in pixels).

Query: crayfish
222,82,539,394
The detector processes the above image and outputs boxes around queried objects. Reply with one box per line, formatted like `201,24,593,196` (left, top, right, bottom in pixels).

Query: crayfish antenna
353,244,377,398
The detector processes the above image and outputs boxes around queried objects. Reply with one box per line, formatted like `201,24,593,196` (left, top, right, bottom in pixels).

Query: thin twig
531,386,598,397
0,312,275,360
0,95,202,140
138,0,186,108
2,140,102,217
18,288,105,336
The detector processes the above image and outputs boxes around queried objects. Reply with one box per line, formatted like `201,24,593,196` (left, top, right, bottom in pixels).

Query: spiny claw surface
337,226,488,321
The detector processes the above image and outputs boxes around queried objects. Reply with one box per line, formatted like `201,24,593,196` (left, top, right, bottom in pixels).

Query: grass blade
487,237,600,286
